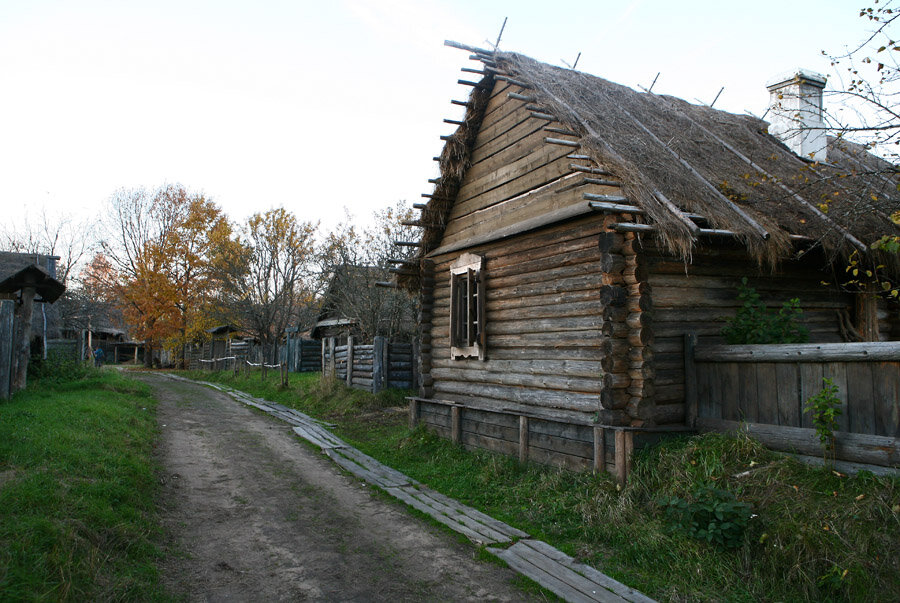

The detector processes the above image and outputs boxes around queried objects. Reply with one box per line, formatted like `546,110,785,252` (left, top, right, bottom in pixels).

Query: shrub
722,277,809,344
659,485,753,549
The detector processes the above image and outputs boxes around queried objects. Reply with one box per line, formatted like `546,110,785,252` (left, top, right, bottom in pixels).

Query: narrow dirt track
140,373,537,602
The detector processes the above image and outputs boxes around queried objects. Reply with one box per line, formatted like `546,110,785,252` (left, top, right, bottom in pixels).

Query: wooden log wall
323,336,415,393
644,241,868,426
426,214,631,425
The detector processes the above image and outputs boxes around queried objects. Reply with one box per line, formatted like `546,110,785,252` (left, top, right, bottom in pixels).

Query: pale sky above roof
0,0,872,238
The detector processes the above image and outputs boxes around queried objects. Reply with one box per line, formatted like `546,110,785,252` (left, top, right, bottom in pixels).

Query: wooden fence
280,337,320,373
322,336,416,393
686,336,900,469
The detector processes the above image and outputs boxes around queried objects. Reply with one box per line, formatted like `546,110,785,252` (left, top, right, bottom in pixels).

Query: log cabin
398,44,900,475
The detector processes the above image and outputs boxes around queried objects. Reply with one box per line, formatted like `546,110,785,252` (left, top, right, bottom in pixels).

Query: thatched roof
411,47,900,283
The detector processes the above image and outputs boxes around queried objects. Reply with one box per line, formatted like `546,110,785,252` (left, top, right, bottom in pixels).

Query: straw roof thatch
408,48,900,287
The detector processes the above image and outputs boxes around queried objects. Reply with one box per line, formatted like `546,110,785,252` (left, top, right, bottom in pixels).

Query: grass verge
179,369,900,602
0,366,165,601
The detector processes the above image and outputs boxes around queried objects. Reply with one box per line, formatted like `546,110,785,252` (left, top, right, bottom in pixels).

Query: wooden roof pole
616,105,771,241
516,71,707,239
655,100,868,252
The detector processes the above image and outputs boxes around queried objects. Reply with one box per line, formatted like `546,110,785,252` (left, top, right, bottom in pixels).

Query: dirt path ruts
142,373,536,602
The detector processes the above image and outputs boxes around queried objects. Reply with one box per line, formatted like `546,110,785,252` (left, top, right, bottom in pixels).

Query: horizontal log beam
695,342,900,363
697,418,899,467
544,126,579,137
584,193,629,204
544,137,580,148
494,75,531,88
393,241,422,247
569,163,611,175
508,92,536,102
457,79,490,89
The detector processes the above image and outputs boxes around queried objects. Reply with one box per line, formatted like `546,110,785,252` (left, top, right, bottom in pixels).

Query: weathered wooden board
873,362,900,437
383,485,516,545
846,362,876,435
460,429,519,457
775,363,800,427
324,448,409,489
487,539,652,603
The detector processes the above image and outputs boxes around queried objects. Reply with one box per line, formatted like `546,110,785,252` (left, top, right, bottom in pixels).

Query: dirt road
142,373,535,602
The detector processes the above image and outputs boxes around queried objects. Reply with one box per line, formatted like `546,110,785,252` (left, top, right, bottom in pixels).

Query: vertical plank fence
688,338,900,468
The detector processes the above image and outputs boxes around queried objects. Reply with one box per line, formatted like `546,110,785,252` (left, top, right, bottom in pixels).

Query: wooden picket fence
685,336,900,469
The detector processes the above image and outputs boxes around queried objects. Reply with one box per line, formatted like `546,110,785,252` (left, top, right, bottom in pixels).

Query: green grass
0,366,166,601
180,369,900,602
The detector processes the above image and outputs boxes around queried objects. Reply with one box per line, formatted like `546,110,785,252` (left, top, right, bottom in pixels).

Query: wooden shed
399,44,900,475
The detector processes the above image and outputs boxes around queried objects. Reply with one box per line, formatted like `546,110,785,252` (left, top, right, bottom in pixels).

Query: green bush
722,277,809,344
27,349,95,385
659,485,753,549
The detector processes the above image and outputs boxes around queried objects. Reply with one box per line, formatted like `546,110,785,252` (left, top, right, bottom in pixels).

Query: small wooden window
449,253,485,360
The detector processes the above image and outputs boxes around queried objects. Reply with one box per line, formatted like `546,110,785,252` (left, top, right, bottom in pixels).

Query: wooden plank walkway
166,374,655,603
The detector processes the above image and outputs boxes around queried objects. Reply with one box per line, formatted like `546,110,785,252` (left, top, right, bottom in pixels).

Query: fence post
0,300,14,400
684,332,698,428
346,336,354,387
373,336,385,393
411,339,419,390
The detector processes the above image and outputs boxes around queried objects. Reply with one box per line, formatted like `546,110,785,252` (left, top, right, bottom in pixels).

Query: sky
0,0,876,240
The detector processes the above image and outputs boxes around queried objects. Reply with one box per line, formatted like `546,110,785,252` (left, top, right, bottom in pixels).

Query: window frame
449,253,485,360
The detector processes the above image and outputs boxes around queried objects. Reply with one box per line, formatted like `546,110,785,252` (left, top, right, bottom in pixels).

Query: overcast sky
0,0,872,238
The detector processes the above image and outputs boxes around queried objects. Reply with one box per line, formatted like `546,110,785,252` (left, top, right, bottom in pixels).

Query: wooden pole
593,426,606,474
0,300,14,399
452,406,461,444
615,429,627,486
346,335,354,387
12,286,36,393
684,333,698,428
409,398,419,430
518,415,529,463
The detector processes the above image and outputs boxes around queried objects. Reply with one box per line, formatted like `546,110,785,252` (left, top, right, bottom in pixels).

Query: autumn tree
100,184,232,366
215,207,317,362
818,1,900,299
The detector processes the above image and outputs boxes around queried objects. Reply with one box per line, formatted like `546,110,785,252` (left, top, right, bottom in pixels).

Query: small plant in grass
659,485,753,549
722,277,809,344
804,377,842,464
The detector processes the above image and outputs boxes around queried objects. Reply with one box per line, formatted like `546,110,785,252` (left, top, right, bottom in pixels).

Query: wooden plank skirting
408,397,692,484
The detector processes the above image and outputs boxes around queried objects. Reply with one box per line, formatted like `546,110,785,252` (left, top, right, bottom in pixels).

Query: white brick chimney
766,69,827,162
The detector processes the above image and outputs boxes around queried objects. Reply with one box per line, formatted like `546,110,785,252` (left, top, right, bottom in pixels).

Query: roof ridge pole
654,98,867,252
616,105,771,240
